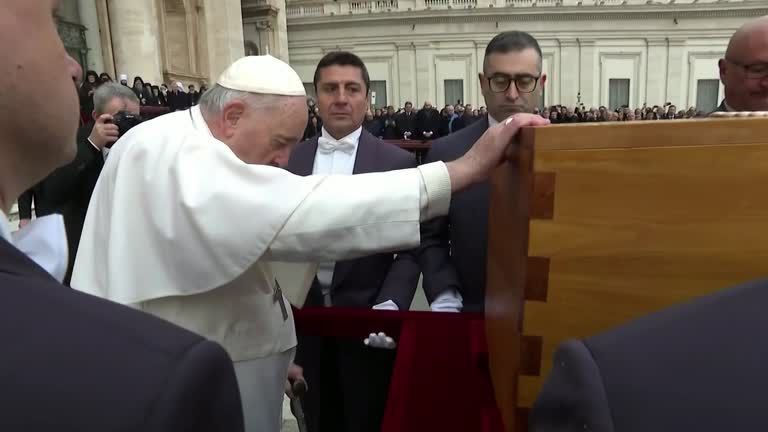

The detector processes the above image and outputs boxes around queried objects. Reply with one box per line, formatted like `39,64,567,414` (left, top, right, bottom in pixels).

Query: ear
718,58,727,84
477,72,485,89
540,73,548,88
91,110,98,122
221,100,247,136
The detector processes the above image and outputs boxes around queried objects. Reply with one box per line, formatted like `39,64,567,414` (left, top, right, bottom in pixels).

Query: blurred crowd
78,70,208,124
304,98,708,142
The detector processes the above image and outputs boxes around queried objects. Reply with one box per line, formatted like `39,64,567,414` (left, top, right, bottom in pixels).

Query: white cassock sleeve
263,161,451,262
71,108,452,308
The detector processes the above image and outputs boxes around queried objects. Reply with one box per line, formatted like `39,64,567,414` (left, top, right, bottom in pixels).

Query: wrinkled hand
88,113,119,149
364,332,397,350
445,113,549,193
285,363,306,399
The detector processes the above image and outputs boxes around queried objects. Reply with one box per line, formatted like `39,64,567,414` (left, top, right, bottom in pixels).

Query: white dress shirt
313,127,362,299
0,210,11,243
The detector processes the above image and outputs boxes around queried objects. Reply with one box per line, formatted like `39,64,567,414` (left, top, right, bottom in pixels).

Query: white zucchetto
217,55,306,97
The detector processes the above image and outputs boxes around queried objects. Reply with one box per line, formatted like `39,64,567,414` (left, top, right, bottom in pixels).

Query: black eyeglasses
487,74,540,93
726,58,768,79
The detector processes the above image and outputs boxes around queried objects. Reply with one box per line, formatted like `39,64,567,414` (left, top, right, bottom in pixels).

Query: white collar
724,101,736,112
190,106,215,138
0,209,11,243
488,115,501,127
321,126,362,145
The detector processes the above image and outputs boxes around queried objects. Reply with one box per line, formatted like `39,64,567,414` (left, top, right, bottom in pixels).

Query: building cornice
287,3,768,27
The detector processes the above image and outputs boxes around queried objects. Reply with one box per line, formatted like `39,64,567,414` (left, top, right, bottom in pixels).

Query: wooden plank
485,140,535,432
530,172,556,220
524,257,549,302
516,129,768,407
522,117,768,150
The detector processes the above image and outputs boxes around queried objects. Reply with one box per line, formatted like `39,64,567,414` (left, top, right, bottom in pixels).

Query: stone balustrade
286,0,741,17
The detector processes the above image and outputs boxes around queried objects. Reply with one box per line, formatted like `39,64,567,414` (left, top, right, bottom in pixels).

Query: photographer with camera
17,83,141,285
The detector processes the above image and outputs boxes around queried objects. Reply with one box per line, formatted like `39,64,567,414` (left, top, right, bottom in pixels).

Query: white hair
198,84,291,114
94,83,139,115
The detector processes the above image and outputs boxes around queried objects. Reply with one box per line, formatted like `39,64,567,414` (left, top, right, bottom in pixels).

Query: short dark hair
483,31,543,73
313,51,370,95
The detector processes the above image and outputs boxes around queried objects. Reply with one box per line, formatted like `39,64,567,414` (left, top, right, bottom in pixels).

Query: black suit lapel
330,130,380,289
351,130,379,175
290,137,319,176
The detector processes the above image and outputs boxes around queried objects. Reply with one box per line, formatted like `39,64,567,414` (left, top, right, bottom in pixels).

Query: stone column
414,42,433,106
578,39,597,107
475,40,484,107
205,0,245,85
78,0,105,73
665,38,687,107
107,0,163,83
203,0,245,82
558,38,580,107
396,42,417,107
274,0,290,62
645,38,668,106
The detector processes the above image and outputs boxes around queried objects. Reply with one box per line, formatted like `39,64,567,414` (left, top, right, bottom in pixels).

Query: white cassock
70,106,451,431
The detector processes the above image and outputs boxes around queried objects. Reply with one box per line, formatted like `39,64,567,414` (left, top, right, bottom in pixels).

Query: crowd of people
305,98,709,142
78,70,208,123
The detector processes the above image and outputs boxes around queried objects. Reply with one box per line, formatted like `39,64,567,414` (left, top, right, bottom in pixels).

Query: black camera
108,111,143,143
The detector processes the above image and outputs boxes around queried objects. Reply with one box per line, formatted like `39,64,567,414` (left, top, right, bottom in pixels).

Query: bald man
717,15,768,112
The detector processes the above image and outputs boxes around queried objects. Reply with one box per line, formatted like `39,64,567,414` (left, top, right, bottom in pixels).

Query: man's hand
88,114,119,150
18,219,31,229
445,113,549,193
285,363,306,399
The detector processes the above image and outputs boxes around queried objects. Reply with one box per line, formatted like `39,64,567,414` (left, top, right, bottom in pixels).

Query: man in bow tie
286,51,422,432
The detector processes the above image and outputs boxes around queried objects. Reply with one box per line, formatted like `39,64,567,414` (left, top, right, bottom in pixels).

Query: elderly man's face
720,19,768,111
233,96,307,168
0,1,82,184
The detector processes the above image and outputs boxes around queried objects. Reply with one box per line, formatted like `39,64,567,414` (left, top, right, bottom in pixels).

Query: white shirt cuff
87,137,100,151
417,162,451,222
372,300,399,311
430,289,463,312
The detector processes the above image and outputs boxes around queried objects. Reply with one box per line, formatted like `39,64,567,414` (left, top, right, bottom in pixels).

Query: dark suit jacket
0,237,243,431
287,129,422,310
17,124,104,285
715,100,728,113
416,108,442,139
419,116,489,312
530,278,768,432
288,129,420,432
396,111,418,137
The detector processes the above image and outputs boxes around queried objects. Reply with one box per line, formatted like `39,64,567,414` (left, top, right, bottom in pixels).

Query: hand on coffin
365,332,397,350
445,113,549,193
372,300,399,311
285,363,307,399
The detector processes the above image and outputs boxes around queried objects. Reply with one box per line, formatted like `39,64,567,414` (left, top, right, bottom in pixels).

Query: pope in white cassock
71,55,548,431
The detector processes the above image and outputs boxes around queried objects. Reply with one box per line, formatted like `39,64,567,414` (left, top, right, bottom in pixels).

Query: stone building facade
58,0,245,87
285,0,768,111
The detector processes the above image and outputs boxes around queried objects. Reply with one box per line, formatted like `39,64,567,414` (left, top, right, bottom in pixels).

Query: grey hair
198,84,297,114
94,83,140,115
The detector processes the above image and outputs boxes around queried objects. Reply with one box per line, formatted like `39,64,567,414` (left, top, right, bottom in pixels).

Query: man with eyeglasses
717,16,768,112
418,31,547,312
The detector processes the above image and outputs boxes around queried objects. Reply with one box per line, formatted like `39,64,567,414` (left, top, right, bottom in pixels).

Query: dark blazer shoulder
425,116,489,163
